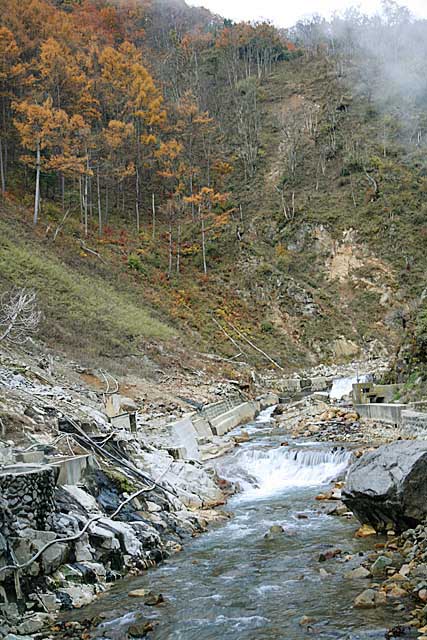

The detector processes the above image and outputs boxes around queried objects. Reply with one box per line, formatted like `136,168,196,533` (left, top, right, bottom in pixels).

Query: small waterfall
255,405,277,424
330,375,368,401
222,446,351,499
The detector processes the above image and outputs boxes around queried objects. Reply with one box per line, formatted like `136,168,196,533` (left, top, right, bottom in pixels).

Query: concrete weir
354,403,427,438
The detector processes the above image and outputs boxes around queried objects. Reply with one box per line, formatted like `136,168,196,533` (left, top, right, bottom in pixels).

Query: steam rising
292,1,427,126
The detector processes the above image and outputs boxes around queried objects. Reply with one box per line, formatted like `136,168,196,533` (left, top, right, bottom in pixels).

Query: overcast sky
187,0,427,27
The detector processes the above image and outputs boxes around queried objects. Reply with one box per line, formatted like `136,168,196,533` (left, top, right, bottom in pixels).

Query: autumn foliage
0,0,295,272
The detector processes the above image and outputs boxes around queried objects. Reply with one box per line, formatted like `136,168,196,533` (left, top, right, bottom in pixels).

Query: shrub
127,254,146,274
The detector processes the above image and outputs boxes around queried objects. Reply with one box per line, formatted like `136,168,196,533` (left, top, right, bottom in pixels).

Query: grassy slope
0,206,177,367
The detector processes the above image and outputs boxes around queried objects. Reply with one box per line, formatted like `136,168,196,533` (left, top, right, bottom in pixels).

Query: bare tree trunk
84,177,89,237
61,174,65,211
34,140,41,225
0,138,5,196
97,168,102,237
105,184,109,225
135,167,140,233
84,153,90,236
189,173,195,220
168,221,173,276
88,175,93,222
176,223,181,274
349,173,357,208
200,205,207,275
151,193,156,240
79,176,83,225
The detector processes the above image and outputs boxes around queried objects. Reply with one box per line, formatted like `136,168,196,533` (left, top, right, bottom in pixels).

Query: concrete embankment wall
167,393,279,461
401,410,427,439
355,403,406,425
274,377,331,394
210,402,256,436
355,403,427,439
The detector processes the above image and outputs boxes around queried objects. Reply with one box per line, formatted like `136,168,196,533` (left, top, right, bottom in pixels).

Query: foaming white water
330,375,368,401
226,446,351,499
231,404,277,436
256,405,277,423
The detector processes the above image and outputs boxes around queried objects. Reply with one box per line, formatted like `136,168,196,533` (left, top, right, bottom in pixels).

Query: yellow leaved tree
13,97,87,225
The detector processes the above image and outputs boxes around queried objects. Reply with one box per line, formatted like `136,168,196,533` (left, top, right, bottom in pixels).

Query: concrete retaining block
49,454,94,485
257,393,279,411
191,415,213,440
355,403,406,425
16,450,46,464
311,377,329,392
276,379,302,393
170,418,201,461
274,377,331,394
210,402,257,436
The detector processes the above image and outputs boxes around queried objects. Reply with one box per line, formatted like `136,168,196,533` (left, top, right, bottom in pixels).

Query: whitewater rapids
217,410,351,500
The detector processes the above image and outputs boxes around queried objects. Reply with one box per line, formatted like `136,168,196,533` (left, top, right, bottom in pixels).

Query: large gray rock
343,440,427,532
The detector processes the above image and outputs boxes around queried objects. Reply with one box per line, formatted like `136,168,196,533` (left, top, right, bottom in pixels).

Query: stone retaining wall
0,464,58,532
401,410,427,439
274,377,332,394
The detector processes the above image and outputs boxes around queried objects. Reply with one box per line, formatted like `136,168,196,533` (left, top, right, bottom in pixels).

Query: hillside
1,0,426,380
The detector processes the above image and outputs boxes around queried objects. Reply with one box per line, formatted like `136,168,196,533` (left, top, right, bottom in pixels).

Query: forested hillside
1,0,426,375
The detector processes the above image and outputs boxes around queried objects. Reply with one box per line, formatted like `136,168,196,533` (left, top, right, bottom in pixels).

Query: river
73,406,401,639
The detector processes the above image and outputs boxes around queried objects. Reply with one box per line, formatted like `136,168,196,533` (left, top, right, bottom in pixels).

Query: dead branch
199,352,249,366
210,314,249,358
99,369,119,396
79,240,106,263
52,209,71,242
223,319,284,371
0,288,42,344
364,168,378,195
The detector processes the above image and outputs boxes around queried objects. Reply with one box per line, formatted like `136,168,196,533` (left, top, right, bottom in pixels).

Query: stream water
76,406,401,639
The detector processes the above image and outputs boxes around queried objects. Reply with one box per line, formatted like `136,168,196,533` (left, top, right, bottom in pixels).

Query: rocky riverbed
0,346,423,640
52,404,417,640
0,347,252,639
270,396,427,639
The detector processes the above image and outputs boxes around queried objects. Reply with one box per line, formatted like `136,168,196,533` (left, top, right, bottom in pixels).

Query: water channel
79,406,401,639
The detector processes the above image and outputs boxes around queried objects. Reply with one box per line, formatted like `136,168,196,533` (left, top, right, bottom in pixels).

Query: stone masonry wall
0,464,59,533
401,410,427,439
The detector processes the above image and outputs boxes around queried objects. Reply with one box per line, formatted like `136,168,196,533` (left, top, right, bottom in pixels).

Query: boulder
371,555,393,576
98,518,142,556
63,486,100,513
345,566,371,579
343,440,427,532
17,613,54,635
58,584,96,608
264,525,285,540
353,589,377,609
